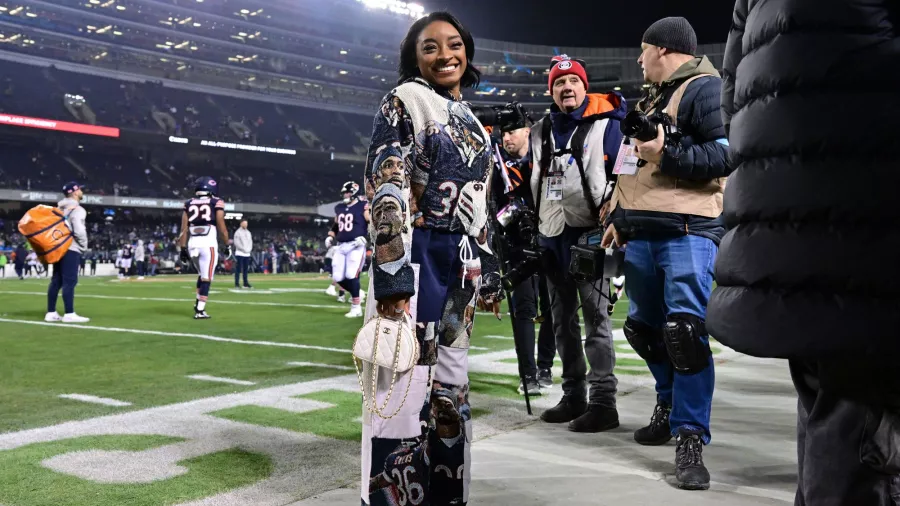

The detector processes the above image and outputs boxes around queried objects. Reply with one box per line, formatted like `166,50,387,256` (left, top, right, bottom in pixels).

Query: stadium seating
0,142,359,206
0,59,373,153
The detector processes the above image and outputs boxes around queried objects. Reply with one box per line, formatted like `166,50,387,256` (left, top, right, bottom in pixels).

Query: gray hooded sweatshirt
58,198,88,254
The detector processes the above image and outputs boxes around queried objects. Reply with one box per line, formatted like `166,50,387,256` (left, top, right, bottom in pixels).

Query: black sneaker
568,405,620,433
537,368,553,389
675,428,710,490
194,310,211,320
244,284,253,289
634,402,673,446
540,395,587,424
517,377,542,396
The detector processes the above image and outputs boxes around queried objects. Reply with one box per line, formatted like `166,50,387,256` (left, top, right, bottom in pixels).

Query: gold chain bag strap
352,315,419,419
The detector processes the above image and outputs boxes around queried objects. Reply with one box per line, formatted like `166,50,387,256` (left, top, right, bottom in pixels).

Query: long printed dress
360,77,502,506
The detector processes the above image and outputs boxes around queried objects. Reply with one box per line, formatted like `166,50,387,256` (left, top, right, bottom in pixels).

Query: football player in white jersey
177,177,231,319
324,181,369,317
117,243,134,280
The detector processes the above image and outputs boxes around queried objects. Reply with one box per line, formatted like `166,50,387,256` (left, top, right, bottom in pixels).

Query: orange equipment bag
17,205,74,264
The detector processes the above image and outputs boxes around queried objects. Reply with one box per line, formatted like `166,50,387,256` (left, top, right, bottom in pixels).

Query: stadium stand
0,0,724,208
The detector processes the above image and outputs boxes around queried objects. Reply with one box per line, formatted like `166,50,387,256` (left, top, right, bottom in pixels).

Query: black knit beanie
642,17,697,56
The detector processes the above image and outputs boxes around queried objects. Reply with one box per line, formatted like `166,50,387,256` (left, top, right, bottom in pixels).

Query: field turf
0,272,693,505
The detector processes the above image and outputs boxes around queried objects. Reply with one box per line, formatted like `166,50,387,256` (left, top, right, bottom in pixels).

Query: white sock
197,300,206,311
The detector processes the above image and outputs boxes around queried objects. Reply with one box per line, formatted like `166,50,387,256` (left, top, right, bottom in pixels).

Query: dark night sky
419,0,735,48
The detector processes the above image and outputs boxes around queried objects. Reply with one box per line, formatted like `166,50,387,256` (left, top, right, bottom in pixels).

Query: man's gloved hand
325,236,334,248
477,272,505,320
180,247,190,263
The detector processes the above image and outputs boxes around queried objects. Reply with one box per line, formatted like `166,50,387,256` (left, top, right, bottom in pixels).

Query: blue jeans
48,250,81,315
234,256,250,287
624,235,716,443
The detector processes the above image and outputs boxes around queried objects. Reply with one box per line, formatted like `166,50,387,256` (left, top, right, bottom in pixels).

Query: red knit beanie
548,55,588,92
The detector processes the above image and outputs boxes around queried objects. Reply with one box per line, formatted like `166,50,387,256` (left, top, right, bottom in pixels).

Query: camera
471,102,530,131
568,228,625,283
494,198,548,292
620,110,684,167
621,110,680,142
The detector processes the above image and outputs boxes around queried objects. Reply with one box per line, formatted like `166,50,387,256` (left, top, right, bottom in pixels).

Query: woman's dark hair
397,11,481,89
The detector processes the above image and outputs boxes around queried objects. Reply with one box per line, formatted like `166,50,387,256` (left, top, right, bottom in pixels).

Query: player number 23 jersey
185,197,225,246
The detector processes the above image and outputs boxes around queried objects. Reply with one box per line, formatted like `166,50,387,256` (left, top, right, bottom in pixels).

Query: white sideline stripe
483,335,513,340
0,318,351,353
0,291,345,310
186,374,256,386
286,361,355,371
58,394,132,407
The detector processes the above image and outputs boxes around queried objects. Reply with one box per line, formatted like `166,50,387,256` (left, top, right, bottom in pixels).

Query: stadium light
355,0,425,19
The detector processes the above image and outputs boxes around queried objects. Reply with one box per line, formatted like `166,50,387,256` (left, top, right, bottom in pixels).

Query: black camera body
472,102,530,131
621,110,684,167
495,197,549,292
568,228,625,283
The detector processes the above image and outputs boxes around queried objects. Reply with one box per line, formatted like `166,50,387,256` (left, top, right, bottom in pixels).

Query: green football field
0,273,721,505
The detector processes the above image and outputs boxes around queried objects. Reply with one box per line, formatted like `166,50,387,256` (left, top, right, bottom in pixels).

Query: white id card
613,142,640,175
545,176,563,201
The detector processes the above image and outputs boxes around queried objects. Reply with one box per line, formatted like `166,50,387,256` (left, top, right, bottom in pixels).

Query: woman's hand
376,295,410,320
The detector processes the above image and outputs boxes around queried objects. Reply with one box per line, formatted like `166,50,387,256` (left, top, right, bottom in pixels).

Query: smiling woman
397,12,481,97
361,10,502,506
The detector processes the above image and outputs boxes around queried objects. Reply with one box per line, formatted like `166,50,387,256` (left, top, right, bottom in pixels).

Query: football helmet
194,176,218,196
341,181,359,203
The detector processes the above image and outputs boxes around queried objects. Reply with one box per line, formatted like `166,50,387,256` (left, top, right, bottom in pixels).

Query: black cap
642,17,697,56
499,116,530,134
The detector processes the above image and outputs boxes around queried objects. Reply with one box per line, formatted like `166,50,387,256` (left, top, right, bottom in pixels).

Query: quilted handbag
352,315,419,419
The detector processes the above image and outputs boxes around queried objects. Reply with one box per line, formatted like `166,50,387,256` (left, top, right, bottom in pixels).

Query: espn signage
0,114,120,138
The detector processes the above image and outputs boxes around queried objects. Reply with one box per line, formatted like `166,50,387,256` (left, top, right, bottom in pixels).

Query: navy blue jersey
121,244,133,259
184,196,225,226
334,199,368,243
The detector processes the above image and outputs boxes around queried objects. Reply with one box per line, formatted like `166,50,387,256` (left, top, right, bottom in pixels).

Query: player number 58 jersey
185,197,225,247
334,200,368,243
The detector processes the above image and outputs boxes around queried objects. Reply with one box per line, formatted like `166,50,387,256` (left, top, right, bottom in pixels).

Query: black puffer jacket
707,0,900,358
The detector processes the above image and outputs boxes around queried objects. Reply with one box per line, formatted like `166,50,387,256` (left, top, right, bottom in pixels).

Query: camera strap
535,116,602,223
569,123,601,220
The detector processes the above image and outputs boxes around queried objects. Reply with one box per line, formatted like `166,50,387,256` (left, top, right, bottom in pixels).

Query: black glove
180,247,190,263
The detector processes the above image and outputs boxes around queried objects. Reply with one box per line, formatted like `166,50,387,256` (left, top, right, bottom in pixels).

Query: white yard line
58,394,132,407
286,361,356,371
0,318,351,353
0,291,345,310
186,375,256,386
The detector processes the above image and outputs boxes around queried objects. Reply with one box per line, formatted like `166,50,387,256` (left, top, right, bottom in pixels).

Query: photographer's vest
610,74,725,218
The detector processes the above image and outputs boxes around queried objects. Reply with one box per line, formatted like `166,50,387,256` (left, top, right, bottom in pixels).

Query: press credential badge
545,174,563,201
613,140,640,175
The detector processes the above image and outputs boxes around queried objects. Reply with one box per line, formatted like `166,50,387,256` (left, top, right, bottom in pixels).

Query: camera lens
621,111,659,142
